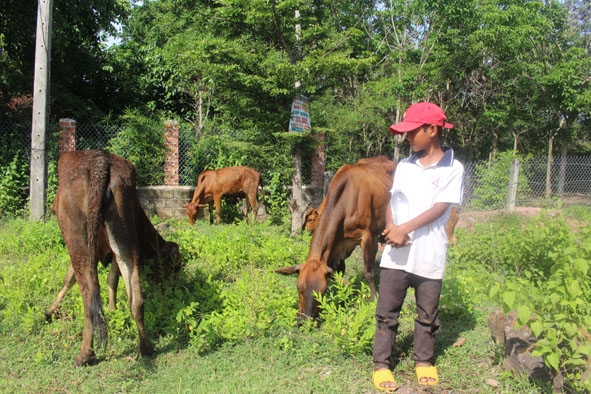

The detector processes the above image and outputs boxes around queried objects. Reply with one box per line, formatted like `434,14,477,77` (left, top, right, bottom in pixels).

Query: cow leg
362,238,379,299
72,259,106,367
246,193,259,222
45,263,77,321
104,219,154,358
59,210,106,366
214,197,222,224
107,262,120,311
208,201,215,224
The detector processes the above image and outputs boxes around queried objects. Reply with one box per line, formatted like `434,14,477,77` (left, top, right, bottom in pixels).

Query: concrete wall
138,186,194,219
137,185,325,220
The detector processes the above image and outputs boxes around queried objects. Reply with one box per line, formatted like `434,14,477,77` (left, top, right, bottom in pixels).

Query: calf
184,166,262,225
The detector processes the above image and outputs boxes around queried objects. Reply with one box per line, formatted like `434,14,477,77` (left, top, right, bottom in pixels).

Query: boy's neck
417,143,444,167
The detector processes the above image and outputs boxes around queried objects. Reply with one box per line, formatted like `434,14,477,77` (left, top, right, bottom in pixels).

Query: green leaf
530,320,544,338
516,305,531,326
502,291,516,311
545,352,560,371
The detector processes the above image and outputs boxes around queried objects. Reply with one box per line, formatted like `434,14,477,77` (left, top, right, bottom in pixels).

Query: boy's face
405,124,436,152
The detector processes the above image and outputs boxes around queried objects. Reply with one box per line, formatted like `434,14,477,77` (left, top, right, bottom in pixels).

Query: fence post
506,159,519,212
58,118,76,155
164,120,179,186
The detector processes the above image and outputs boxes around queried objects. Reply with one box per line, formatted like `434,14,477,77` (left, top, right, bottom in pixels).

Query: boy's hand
381,225,411,248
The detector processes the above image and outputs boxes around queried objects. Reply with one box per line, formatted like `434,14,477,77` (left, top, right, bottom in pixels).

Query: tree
0,0,130,121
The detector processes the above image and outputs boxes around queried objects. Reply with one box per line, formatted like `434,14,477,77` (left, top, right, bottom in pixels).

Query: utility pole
289,10,307,236
30,0,53,221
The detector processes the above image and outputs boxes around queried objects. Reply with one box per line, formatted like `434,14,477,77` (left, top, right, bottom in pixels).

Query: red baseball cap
389,102,454,134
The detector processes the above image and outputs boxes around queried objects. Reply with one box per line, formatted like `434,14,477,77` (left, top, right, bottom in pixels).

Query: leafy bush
175,221,309,281
107,109,166,186
259,171,290,225
317,273,376,354
0,154,29,217
456,211,591,392
192,269,298,352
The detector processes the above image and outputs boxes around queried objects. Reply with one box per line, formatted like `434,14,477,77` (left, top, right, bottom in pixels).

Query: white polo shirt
380,147,464,279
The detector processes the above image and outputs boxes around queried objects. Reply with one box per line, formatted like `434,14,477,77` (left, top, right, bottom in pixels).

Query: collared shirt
379,146,464,279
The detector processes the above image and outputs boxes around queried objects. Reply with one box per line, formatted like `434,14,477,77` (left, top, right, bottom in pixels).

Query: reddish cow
277,156,397,319
52,150,182,366
184,166,262,225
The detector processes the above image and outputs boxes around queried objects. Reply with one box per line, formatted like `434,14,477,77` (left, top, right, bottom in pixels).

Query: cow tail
87,151,110,350
90,290,108,350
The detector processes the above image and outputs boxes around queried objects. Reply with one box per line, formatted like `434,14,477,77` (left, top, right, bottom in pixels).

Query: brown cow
52,150,182,366
276,156,397,319
184,166,262,225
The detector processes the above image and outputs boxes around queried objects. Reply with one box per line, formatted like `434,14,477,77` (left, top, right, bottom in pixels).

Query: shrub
191,269,298,352
0,154,29,217
107,109,166,186
317,273,376,354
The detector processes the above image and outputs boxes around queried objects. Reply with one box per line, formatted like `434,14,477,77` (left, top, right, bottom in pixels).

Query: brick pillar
311,132,326,188
164,120,179,186
58,118,76,156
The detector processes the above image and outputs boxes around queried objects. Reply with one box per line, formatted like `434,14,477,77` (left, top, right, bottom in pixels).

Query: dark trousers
372,268,442,370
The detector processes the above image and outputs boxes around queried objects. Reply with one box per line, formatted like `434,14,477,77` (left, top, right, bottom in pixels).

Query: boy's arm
383,202,449,248
399,202,449,236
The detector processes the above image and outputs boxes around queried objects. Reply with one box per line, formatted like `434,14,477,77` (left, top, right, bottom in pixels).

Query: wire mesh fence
3,121,591,214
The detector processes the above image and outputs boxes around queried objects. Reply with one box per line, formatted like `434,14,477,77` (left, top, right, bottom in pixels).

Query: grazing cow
184,166,262,225
276,156,397,319
52,150,182,366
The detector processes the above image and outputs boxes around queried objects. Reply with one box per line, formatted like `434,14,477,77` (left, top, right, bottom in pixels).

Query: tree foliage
1,0,590,165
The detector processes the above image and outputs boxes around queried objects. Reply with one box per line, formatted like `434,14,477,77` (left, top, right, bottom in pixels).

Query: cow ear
326,266,335,276
275,264,301,275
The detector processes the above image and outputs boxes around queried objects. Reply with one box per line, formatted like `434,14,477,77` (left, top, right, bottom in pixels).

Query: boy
372,102,464,391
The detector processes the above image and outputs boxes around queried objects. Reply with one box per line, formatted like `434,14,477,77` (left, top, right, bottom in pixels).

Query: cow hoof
74,351,96,367
139,341,155,357
44,311,53,323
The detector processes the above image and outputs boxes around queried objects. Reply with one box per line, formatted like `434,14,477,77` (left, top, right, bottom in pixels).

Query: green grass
0,214,570,393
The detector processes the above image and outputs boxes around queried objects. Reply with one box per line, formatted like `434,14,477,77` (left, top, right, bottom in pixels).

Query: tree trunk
289,149,307,237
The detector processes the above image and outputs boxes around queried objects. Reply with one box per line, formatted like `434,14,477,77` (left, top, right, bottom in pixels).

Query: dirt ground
456,207,546,230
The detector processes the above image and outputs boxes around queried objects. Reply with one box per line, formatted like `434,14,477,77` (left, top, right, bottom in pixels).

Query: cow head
184,202,198,226
275,259,334,320
161,241,183,276
302,208,321,232
146,241,183,282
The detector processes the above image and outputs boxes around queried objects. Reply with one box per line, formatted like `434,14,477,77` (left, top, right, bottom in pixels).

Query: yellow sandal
416,365,438,386
372,368,398,391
